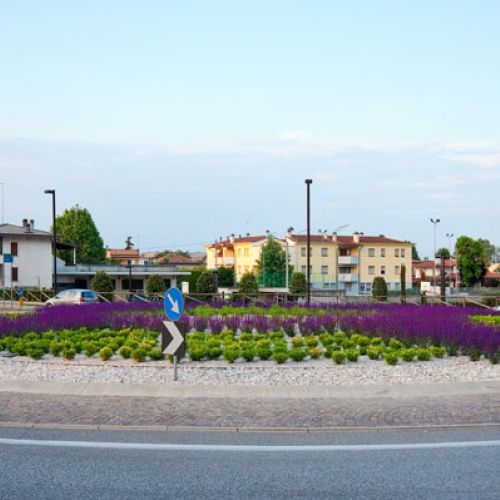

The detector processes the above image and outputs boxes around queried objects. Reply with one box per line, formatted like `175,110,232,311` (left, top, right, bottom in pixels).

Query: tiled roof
288,234,409,245
484,271,500,279
0,223,51,237
413,259,457,268
106,249,140,258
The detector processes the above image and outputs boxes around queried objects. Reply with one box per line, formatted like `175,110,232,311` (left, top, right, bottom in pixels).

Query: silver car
45,289,98,306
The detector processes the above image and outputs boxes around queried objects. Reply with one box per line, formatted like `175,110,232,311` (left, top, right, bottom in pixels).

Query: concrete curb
1,379,499,399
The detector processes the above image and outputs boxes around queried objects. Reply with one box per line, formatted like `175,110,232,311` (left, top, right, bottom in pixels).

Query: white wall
1,236,52,289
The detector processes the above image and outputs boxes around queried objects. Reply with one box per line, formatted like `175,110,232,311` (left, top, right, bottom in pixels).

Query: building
205,234,286,283
105,248,141,266
287,231,413,294
412,258,459,288
205,230,413,294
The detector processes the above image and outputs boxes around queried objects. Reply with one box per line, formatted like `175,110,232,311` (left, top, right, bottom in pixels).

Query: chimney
30,219,35,231
287,227,294,238
331,232,337,243
229,234,235,243
22,218,28,228
353,232,360,243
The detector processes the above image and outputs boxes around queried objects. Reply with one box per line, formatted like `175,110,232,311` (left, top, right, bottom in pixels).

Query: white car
45,289,98,306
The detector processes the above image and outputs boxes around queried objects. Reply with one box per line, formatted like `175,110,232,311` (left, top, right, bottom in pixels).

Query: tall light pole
44,189,57,294
305,179,312,306
446,232,454,256
285,227,293,289
430,218,440,288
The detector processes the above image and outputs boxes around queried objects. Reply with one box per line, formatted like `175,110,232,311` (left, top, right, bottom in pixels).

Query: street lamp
446,232,454,256
305,179,312,306
430,218,440,288
44,189,57,294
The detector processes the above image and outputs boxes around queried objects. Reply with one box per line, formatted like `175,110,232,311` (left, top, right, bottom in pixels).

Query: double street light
44,189,57,294
430,218,440,288
305,179,312,306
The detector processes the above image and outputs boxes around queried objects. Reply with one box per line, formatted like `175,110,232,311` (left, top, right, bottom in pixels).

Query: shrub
292,337,305,348
223,348,240,363
319,334,333,347
242,348,256,362
289,272,306,297
256,339,272,349
308,347,323,359
92,271,114,295
289,348,306,362
238,273,258,294
388,338,402,350
367,347,381,360
62,348,76,360
119,346,132,359
27,348,44,360
468,347,482,362
99,347,114,361
371,337,383,346
270,331,285,340
50,341,63,357
333,333,346,344
131,348,146,362
239,332,254,342
359,346,368,356
430,346,446,359
416,349,432,361
400,349,416,362
256,346,272,360
383,352,399,365
342,340,354,350
304,336,319,348
146,274,166,294
148,348,165,361
332,351,346,364
372,277,388,301
189,346,206,361
345,349,359,362
357,336,371,347
272,351,288,364
447,344,459,357
207,347,222,360
272,342,288,353
197,271,218,295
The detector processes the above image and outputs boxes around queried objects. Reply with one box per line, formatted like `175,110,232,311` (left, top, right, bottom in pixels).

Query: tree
478,238,496,267
196,271,217,294
238,273,258,295
255,237,288,286
146,274,166,294
125,236,134,249
54,205,105,264
372,277,388,301
289,272,306,297
216,267,235,287
412,244,420,261
455,236,486,287
91,271,114,295
400,264,406,303
436,247,450,259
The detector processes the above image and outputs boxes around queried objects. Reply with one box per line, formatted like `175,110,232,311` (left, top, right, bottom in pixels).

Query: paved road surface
1,427,499,499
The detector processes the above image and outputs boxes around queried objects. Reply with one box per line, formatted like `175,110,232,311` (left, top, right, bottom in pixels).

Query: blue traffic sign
3,254,13,263
164,287,184,321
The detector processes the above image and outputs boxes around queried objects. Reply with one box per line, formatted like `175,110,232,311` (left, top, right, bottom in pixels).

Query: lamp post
44,189,57,294
446,232,454,256
305,179,312,306
127,260,133,301
0,182,5,224
430,218,440,289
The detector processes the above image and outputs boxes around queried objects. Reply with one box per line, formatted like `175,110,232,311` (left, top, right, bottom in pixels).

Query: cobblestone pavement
1,392,499,428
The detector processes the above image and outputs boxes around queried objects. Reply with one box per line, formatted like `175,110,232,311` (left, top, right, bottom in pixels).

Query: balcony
219,256,234,266
338,273,359,282
338,256,359,266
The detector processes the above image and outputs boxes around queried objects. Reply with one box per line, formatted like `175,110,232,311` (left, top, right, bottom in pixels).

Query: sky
1,0,499,258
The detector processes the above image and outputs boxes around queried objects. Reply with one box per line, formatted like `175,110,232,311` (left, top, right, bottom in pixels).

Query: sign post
162,287,186,381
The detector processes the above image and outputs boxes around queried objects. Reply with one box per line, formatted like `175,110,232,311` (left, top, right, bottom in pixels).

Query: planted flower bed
0,302,498,364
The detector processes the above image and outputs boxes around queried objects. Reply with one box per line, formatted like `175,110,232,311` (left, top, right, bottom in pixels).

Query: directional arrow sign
161,321,186,357
164,287,184,321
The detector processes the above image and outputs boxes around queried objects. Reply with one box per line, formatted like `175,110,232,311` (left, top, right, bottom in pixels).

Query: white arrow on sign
162,321,184,355
167,293,179,314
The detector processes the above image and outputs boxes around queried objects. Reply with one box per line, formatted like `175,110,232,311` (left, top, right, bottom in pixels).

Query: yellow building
206,231,412,294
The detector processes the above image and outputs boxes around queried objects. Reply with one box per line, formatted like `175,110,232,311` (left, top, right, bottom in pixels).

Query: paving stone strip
1,392,499,428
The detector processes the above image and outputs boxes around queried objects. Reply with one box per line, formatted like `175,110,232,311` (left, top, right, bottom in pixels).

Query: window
368,248,375,257
321,247,328,257
381,265,386,275
395,265,400,275
368,265,375,275
301,265,306,273
238,248,241,257
401,248,405,258
321,265,328,275
11,242,18,256
381,248,386,257
301,247,306,257
11,267,18,282
340,248,351,256
243,248,249,257
394,248,399,257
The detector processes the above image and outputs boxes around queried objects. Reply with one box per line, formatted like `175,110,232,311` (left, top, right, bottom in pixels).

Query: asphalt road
1,426,499,499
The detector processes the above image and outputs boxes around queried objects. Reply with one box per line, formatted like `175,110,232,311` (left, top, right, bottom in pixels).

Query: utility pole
44,189,57,294
305,179,312,306
430,218,440,291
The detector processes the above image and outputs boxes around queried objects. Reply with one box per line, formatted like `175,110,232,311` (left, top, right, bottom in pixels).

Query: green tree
216,267,235,287
177,266,203,293
255,237,288,286
146,274,166,294
289,272,306,296
125,236,134,249
478,238,496,267
436,247,450,259
412,244,420,261
400,264,406,303
455,236,486,287
54,205,105,264
91,271,114,296
372,277,388,301
238,273,258,295
196,271,217,294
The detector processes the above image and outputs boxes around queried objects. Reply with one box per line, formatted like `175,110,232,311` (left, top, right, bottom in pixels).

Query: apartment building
412,258,459,288
205,231,412,294
287,232,413,294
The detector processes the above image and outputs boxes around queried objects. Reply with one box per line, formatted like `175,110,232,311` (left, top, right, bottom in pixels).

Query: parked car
45,289,98,306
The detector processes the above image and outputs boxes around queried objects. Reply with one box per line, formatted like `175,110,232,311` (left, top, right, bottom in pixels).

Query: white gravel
0,355,499,386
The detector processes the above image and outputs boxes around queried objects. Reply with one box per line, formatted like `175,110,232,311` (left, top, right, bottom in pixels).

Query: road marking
1,438,500,452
